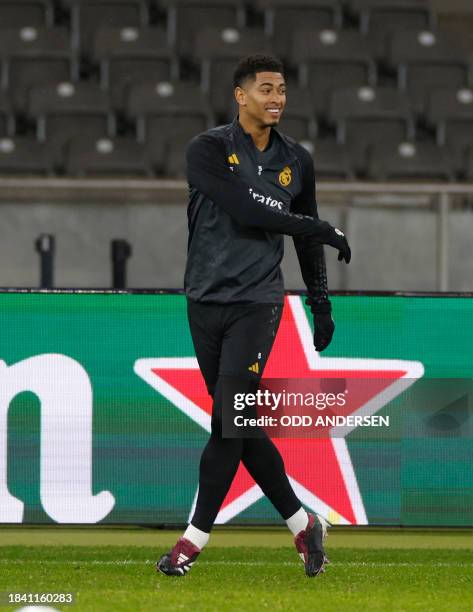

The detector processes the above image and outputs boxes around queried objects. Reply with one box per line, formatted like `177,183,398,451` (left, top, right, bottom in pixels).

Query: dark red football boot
294,513,329,577
156,537,201,577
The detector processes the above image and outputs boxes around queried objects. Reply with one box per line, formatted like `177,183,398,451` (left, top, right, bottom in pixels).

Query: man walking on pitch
157,55,351,578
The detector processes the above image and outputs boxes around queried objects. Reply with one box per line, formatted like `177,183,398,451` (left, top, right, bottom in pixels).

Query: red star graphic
135,296,423,525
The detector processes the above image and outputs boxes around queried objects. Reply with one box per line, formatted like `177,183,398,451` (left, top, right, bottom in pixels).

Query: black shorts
187,298,283,397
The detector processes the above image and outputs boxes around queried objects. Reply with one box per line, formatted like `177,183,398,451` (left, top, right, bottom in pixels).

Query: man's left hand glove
306,298,335,352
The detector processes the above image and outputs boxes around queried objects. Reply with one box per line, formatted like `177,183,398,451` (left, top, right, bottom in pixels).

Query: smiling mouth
266,108,281,117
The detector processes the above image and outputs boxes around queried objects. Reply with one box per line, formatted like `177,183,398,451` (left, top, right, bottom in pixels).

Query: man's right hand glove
317,222,351,263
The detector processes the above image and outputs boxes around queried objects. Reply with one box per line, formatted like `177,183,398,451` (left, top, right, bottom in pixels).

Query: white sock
286,507,309,536
183,524,210,550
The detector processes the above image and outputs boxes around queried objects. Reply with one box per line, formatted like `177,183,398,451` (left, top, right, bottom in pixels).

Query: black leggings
187,299,302,533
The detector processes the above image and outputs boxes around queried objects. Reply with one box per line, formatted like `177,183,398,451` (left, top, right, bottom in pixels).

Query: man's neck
238,116,272,152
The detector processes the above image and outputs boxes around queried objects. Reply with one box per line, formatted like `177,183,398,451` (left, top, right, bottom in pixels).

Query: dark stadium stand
93,26,177,109
193,26,271,64
256,0,342,59
427,87,473,173
465,146,473,181
0,0,55,28
193,26,273,118
329,86,415,173
367,140,455,181
355,0,435,62
292,29,377,117
350,0,434,35
388,28,470,114
0,135,52,174
300,137,355,180
64,0,150,53
28,80,115,169
65,135,152,176
0,0,469,180
126,80,213,171
276,86,318,142
0,27,76,111
157,0,246,55
163,132,191,177
0,92,15,136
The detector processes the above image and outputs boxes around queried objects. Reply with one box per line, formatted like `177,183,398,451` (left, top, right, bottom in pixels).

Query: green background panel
1,293,472,526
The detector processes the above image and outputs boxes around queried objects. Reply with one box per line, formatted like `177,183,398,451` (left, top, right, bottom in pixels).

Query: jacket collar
230,116,298,167
231,115,282,150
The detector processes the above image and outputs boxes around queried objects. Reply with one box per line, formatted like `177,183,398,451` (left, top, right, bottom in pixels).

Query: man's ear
234,86,246,107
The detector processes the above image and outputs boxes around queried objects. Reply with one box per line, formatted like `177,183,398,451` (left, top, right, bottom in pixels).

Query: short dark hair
233,54,285,89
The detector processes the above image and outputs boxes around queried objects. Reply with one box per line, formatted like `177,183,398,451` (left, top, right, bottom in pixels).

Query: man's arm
291,145,330,305
186,134,350,260
291,145,335,351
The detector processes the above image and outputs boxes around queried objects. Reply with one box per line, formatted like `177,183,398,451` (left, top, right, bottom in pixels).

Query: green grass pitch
1,527,472,611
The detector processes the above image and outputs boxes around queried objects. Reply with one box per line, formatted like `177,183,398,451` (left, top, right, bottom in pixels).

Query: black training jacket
184,117,330,305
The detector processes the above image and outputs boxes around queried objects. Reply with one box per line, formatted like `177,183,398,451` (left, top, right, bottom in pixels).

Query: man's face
235,71,286,128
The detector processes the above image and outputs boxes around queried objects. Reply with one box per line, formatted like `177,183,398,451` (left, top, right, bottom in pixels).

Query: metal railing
1,178,473,291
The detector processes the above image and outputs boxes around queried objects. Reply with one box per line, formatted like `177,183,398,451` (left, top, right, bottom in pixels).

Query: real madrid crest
279,166,292,186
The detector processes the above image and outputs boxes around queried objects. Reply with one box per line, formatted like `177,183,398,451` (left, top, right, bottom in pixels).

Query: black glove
319,223,351,264
306,298,335,352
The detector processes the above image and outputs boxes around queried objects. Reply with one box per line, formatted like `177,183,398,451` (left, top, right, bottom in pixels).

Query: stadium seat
292,29,377,116
161,134,189,178
126,81,213,171
255,0,342,60
426,88,473,172
0,92,15,136
351,0,434,62
349,0,433,35
93,26,176,110
28,81,114,169
192,26,273,118
194,26,273,91
464,147,473,181
367,140,455,181
65,135,152,176
208,69,245,121
0,1,54,28
156,0,246,54
0,136,52,175
299,138,355,180
329,86,414,173
388,29,469,114
146,114,210,172
64,0,149,54
0,27,75,112
277,87,317,141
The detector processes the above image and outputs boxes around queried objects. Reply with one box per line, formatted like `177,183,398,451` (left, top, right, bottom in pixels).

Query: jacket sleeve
186,133,332,239
291,146,330,306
